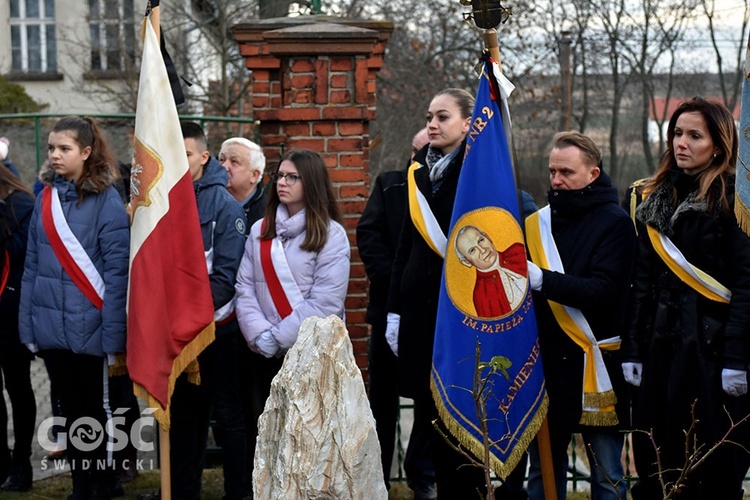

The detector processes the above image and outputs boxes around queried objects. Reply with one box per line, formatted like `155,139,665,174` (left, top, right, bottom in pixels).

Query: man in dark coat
218,136,269,496
169,122,248,500
525,132,636,500
356,148,438,498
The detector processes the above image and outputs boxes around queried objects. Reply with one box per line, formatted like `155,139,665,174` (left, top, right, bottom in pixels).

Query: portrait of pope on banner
446,209,528,320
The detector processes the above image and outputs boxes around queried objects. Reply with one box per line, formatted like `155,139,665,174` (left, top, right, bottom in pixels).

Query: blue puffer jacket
0,189,35,348
195,157,247,335
19,171,130,357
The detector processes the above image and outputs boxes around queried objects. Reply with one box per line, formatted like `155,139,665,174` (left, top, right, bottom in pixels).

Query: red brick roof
649,97,740,120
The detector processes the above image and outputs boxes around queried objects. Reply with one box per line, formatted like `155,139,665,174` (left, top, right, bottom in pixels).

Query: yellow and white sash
646,226,731,303
408,162,446,258
526,206,619,426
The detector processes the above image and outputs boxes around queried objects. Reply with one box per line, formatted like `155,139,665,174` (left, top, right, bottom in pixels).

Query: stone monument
254,315,387,499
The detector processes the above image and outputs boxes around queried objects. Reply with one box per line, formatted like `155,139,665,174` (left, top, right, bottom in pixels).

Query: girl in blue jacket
19,116,129,500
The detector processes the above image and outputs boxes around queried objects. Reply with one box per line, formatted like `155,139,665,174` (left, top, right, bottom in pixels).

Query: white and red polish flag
126,11,215,428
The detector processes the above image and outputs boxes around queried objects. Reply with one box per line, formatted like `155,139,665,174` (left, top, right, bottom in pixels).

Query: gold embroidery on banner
128,137,164,222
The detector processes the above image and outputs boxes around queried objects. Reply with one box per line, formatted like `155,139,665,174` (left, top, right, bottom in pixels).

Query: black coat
532,171,636,429
242,181,268,229
357,169,407,331
623,170,750,446
0,189,35,348
388,143,466,399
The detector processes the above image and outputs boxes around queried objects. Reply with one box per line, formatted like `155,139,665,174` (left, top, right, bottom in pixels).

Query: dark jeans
108,374,140,474
170,329,248,500
43,350,113,499
0,344,35,463
170,373,210,500
200,329,248,500
242,349,283,499
368,325,436,489
417,396,486,499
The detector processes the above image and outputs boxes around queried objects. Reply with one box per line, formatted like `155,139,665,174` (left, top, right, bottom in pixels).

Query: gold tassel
583,389,617,408
184,360,201,385
735,198,750,237
108,353,129,377
430,376,549,480
131,322,216,429
579,409,619,427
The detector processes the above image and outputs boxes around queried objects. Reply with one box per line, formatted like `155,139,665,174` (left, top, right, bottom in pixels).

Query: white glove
722,369,748,397
0,138,8,161
25,343,38,353
107,353,117,366
386,313,400,357
256,331,280,359
622,362,643,387
527,261,543,291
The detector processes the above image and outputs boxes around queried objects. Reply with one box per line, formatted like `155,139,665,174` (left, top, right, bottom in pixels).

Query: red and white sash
41,186,105,310
0,250,9,299
259,220,303,319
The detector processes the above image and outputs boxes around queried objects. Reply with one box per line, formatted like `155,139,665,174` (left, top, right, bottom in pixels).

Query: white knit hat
0,138,8,161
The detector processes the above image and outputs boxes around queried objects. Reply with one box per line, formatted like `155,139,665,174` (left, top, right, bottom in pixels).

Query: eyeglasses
273,172,301,186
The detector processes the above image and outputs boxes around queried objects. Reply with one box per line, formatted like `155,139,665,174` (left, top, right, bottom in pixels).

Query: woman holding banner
622,97,750,499
234,148,350,492
384,88,491,497
19,116,129,500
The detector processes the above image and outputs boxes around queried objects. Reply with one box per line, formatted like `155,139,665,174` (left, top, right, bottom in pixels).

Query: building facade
1,0,141,113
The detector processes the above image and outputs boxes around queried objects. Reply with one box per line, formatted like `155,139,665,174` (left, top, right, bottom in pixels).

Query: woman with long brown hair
19,116,129,500
234,148,350,491
0,166,35,492
622,97,750,499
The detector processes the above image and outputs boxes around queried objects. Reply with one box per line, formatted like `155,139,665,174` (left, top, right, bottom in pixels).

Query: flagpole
536,417,558,500
483,26,558,500
150,2,160,40
483,28,502,71
483,28,530,231
159,424,171,499
148,6,169,497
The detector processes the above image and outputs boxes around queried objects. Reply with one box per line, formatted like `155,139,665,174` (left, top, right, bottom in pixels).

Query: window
9,0,57,73
89,0,135,73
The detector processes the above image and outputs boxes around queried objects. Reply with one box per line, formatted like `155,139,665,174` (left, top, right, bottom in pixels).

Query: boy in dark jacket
169,122,248,500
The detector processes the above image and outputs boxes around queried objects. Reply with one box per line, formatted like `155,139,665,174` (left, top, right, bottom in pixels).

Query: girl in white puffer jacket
234,148,350,478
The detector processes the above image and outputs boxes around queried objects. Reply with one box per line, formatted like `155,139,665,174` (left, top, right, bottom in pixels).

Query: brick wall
233,18,393,380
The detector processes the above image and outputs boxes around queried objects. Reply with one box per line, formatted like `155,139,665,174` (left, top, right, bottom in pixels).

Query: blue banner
736,35,750,235
431,57,547,478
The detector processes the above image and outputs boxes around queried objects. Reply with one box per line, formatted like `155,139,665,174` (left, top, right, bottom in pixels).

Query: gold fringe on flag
583,389,617,409
430,375,548,480
735,197,750,237
579,409,619,427
108,353,129,377
132,321,215,429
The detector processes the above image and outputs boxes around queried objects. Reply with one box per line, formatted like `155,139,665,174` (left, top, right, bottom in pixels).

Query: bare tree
167,0,257,128
335,0,485,177
701,0,750,112
618,0,695,173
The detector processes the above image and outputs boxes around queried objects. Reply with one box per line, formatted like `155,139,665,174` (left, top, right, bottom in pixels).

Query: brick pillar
233,18,393,379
